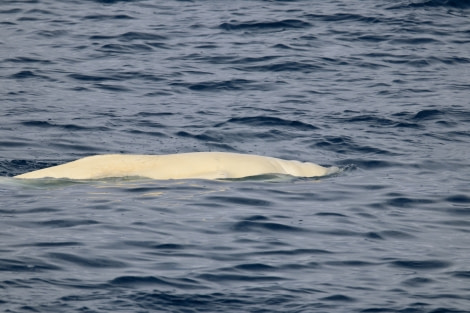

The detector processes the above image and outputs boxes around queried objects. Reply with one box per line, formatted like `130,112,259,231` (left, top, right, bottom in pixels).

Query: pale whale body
15,152,337,180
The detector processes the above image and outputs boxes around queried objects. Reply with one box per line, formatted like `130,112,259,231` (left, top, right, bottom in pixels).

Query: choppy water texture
1,0,470,312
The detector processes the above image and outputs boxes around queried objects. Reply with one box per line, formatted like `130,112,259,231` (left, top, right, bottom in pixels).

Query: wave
219,19,311,31
90,31,167,41
394,0,470,9
215,116,318,130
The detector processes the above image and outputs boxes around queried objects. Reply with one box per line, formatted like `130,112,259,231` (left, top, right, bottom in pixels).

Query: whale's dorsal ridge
14,152,336,180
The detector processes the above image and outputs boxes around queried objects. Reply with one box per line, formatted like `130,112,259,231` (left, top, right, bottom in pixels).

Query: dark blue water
1,0,470,312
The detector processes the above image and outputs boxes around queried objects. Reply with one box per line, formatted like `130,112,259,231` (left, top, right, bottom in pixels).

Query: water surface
1,0,470,312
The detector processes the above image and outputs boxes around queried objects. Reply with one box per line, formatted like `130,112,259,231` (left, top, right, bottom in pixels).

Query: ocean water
1,0,470,312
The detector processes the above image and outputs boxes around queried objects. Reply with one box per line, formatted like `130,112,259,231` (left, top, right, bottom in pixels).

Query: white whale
14,152,338,180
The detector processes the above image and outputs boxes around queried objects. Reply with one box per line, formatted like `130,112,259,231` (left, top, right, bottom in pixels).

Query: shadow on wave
219,19,311,31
